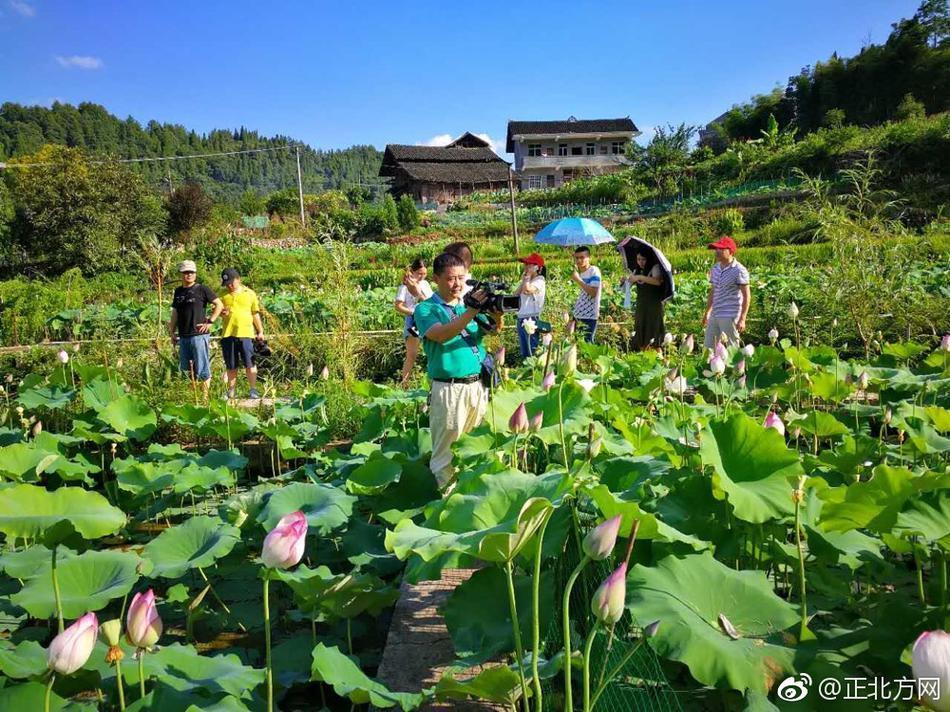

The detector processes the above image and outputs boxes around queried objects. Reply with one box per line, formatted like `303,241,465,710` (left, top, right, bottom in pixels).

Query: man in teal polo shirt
414,252,503,488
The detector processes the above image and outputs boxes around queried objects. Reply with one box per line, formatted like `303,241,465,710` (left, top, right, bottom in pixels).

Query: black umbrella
617,236,676,302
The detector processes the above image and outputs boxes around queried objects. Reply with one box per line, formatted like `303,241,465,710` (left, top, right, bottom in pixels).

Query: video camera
463,279,521,313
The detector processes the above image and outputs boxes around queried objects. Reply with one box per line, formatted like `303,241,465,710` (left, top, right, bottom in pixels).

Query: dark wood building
379,134,511,205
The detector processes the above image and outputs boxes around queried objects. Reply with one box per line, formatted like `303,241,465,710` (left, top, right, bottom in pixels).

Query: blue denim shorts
221,337,255,369
178,334,211,381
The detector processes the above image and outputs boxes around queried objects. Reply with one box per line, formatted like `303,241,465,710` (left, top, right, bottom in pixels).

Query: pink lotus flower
541,332,553,347
942,334,950,353
736,359,746,375
768,328,779,343
126,590,162,649
736,375,747,389
48,612,98,675
912,630,950,712
541,372,556,391
262,511,308,569
708,356,726,376
509,402,529,434
561,344,578,374
57,349,70,365
741,344,755,357
764,411,785,436
495,347,506,366
710,341,728,363
582,515,622,560
591,563,627,625
529,411,543,432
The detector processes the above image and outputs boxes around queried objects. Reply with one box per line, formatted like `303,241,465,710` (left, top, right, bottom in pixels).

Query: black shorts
221,337,255,369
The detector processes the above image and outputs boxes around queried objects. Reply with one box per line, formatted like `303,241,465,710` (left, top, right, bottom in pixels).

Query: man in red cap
702,236,750,348
514,253,547,357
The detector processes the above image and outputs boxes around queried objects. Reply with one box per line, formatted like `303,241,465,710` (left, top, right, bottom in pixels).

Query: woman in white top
514,253,547,358
395,259,433,387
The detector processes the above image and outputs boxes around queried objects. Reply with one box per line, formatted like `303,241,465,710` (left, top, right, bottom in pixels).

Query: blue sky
1,0,922,156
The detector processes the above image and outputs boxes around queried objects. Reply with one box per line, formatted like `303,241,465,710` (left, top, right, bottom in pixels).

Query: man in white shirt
570,246,602,343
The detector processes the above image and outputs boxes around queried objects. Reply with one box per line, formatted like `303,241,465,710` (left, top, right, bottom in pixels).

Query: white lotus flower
541,332,553,347
682,334,695,354
576,378,596,393
941,334,950,353
57,350,69,364
912,630,950,712
709,356,726,375
788,302,800,320
768,328,779,343
522,318,537,336
665,375,688,395
662,332,674,346
741,344,755,357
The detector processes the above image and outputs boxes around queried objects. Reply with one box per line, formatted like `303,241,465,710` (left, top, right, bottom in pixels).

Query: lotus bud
16,406,24,416
562,311,571,324
561,344,578,375
495,347,506,366
709,356,726,376
542,371,556,392
591,563,627,625
831,317,838,328
57,349,69,364
47,612,98,675
72,343,81,353
126,590,162,649
883,408,892,426
871,339,881,352
522,319,537,336
643,620,661,638
737,375,747,389
912,630,950,712
682,334,695,354
509,402,529,434
586,434,603,459
529,411,543,433
582,515,622,560
320,366,330,380
709,341,727,364
788,302,800,320
736,359,746,375
763,411,785,436
261,510,308,569
941,334,950,353
768,328,779,343
662,332,674,346
566,320,576,336
741,344,755,357
541,332,553,347
306,363,314,377
857,371,869,390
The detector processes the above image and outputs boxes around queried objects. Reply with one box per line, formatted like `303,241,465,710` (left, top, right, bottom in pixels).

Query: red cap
520,253,546,268
707,236,738,253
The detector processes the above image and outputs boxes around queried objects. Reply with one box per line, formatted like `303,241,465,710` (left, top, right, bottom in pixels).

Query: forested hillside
0,102,383,201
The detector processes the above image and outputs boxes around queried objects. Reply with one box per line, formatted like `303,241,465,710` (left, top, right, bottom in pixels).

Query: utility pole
295,145,306,228
508,165,520,256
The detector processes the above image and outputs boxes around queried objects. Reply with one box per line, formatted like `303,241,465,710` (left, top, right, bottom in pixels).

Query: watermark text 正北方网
776,673,941,703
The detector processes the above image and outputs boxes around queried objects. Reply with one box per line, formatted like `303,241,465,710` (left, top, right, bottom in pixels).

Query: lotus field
0,321,949,712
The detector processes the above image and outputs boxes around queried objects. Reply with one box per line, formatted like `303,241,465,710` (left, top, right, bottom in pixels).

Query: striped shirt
573,266,602,320
709,260,750,318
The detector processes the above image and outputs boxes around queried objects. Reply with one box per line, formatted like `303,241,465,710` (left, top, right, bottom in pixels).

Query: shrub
711,208,745,237
396,194,420,231
166,183,213,235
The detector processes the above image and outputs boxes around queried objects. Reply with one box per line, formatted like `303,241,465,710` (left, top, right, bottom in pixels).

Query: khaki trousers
704,317,740,348
429,380,488,487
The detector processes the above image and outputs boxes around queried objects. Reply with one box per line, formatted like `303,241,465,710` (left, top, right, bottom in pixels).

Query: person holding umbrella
702,236,750,348
514,253,547,357
623,250,666,350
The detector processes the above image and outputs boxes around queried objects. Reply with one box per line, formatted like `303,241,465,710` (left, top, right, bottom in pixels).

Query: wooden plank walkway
373,568,507,711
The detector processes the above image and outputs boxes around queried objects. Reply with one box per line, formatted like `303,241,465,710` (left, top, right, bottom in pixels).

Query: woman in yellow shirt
219,268,264,399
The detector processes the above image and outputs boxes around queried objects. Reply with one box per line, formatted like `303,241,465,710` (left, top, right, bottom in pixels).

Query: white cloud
55,55,104,70
419,132,508,157
9,0,35,17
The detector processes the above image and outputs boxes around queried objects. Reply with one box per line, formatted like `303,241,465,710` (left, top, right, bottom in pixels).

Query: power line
0,143,301,170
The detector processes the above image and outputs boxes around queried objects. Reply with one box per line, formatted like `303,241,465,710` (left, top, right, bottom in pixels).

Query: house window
546,175,556,188
527,175,543,190
528,144,541,157
563,170,574,183
611,141,625,155
586,143,595,155
599,144,608,154
571,145,583,155
558,144,568,156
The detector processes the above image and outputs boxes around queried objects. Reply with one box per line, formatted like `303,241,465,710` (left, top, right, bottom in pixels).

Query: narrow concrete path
373,568,508,711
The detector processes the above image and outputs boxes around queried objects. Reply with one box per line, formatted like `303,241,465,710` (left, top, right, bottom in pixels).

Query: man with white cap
168,260,223,398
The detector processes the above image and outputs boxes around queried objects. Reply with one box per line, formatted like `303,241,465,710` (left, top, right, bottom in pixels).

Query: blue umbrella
534,217,615,246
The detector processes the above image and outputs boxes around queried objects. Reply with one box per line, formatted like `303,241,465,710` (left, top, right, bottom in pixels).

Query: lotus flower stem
45,672,55,712
581,624,599,712
590,639,645,709
51,545,64,633
531,514,552,712
915,551,926,606
793,477,808,637
138,653,146,699
562,555,591,711
503,562,530,712
263,576,274,712
558,380,568,467
115,658,126,710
